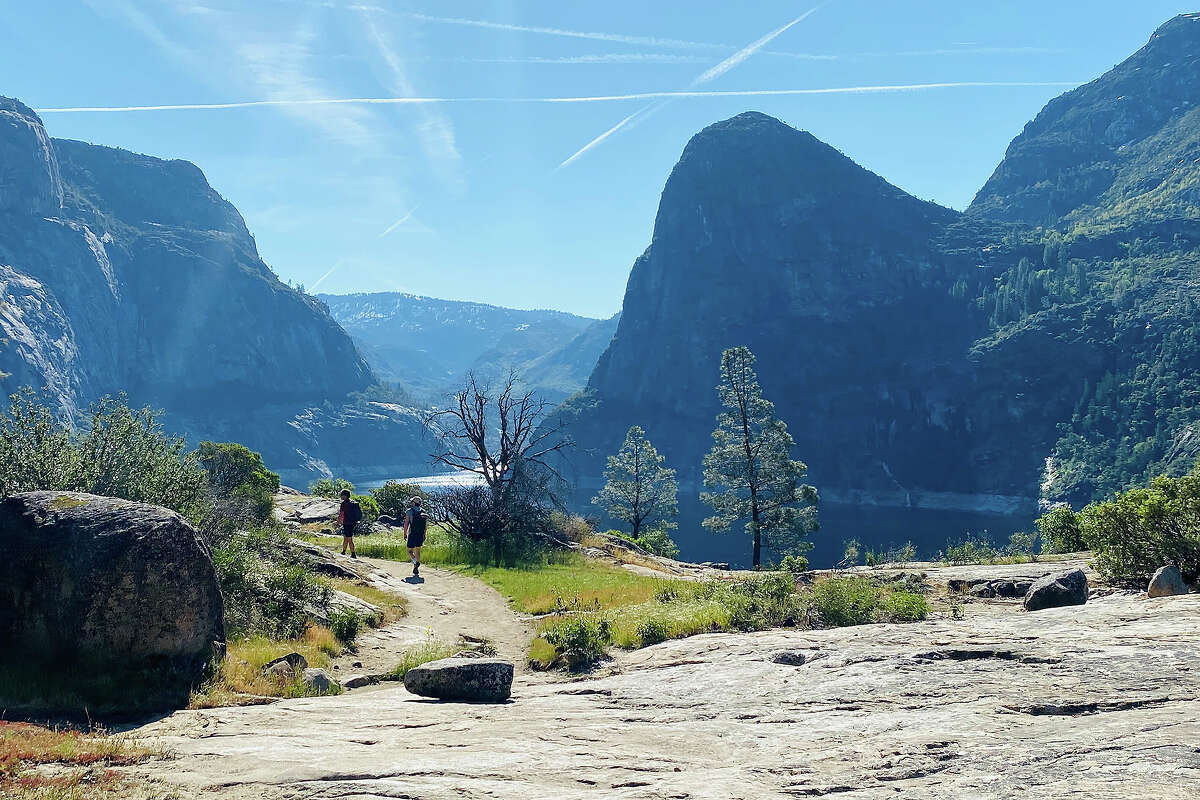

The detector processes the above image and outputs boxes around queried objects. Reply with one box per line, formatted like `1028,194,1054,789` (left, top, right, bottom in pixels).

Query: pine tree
592,426,678,541
701,347,818,568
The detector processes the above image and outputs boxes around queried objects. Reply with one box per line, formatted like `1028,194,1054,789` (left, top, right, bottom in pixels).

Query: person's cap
409,496,422,506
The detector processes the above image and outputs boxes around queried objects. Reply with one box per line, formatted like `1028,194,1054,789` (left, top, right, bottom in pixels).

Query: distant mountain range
318,292,619,404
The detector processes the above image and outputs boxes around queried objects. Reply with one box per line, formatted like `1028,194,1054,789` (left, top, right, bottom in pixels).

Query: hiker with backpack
338,489,362,559
403,496,427,577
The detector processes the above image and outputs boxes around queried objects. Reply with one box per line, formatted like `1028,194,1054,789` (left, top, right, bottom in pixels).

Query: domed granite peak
655,112,956,248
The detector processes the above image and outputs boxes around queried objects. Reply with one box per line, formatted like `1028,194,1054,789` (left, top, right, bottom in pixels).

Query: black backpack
409,506,427,536
345,500,363,526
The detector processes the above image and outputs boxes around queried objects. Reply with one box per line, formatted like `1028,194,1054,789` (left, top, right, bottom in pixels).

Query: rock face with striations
553,112,1043,509
971,13,1200,227
0,97,436,483
0,492,224,707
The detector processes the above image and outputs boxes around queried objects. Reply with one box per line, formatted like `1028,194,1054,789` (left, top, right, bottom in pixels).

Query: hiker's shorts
406,529,426,548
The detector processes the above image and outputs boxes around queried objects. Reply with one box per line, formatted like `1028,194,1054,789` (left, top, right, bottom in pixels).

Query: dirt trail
331,553,536,678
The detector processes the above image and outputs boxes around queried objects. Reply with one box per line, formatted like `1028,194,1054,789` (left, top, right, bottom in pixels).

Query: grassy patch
456,558,668,615
0,721,163,800
530,573,932,670
379,640,462,682
189,629,343,708
328,579,408,625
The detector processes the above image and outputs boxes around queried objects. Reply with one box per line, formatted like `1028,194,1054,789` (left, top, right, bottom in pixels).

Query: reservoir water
358,474,1035,569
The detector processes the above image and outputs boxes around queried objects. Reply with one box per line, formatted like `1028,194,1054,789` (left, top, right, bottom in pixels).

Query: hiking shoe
351,554,358,559
413,564,420,577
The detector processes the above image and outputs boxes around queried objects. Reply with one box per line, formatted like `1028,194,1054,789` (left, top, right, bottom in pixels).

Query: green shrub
776,554,809,574
352,494,380,524
309,477,354,498
941,534,999,565
212,527,332,639
605,525,681,559
1005,530,1039,559
198,441,280,528
371,481,430,518
0,390,207,517
878,591,930,622
1037,506,1087,553
864,542,917,566
327,607,362,644
634,617,669,646
812,577,881,627
1076,466,1200,584
539,616,613,668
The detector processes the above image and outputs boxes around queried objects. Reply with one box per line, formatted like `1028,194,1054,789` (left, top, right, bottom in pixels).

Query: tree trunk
751,503,761,569
493,530,503,567
631,516,641,539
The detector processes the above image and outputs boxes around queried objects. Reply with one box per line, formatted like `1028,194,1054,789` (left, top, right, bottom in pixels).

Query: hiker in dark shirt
402,496,427,577
338,489,360,559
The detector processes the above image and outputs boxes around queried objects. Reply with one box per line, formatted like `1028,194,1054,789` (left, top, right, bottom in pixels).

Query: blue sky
6,2,1196,317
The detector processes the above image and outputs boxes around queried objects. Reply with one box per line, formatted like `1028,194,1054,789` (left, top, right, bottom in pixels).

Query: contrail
557,5,825,169
557,109,647,169
691,7,823,87
309,259,344,291
378,205,420,238
34,83,1080,114
388,9,725,51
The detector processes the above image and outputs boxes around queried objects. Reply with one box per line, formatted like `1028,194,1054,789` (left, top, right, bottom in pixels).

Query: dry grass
0,721,168,800
328,579,408,624
189,629,343,708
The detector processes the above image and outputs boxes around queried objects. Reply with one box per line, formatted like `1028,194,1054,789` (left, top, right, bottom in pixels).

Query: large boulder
1147,565,1190,598
0,491,225,706
1023,568,1089,612
403,657,514,702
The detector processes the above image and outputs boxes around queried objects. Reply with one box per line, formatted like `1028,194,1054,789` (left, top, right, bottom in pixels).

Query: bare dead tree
426,370,572,490
425,370,573,564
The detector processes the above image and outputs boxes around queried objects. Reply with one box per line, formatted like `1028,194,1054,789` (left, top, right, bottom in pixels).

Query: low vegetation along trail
334,553,536,676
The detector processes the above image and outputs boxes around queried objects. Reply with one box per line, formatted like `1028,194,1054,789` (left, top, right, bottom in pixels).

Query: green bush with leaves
878,591,930,623
1037,506,1087,554
604,525,680,559
1075,466,1200,584
811,577,881,627
309,477,354,498
198,441,280,528
540,616,613,668
0,389,208,517
351,494,380,524
211,527,332,640
327,607,363,644
371,481,430,518
941,534,999,565
775,554,810,574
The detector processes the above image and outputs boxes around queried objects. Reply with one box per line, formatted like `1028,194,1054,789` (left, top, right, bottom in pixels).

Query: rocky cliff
557,15,1200,518
555,112,1042,508
971,13,1200,227
0,97,432,483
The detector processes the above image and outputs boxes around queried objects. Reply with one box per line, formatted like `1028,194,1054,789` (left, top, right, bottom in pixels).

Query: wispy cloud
557,5,825,169
35,83,1081,114
360,9,464,187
